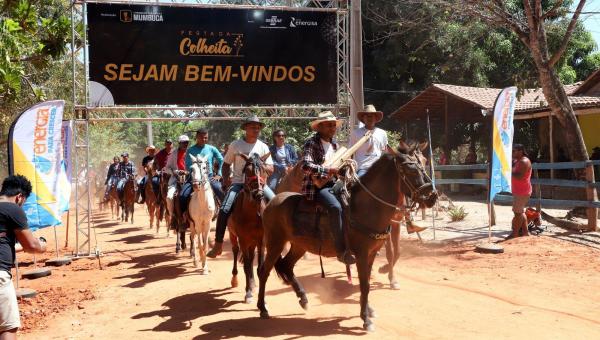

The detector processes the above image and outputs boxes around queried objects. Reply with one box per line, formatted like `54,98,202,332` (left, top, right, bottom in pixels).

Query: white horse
188,154,215,274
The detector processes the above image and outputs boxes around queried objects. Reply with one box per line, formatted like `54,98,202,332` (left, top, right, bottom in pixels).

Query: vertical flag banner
58,121,73,212
7,100,65,230
489,87,518,201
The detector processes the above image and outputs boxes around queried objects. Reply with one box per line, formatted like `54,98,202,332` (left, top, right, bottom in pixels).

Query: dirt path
14,204,600,339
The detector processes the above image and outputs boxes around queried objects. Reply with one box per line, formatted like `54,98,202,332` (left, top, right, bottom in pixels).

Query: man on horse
103,156,120,201
116,152,136,200
165,135,190,199
301,111,355,265
137,145,156,204
350,105,426,235
207,116,274,258
185,129,225,203
154,139,173,171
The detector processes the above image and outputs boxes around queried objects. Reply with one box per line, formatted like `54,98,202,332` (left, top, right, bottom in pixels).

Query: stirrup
336,251,356,265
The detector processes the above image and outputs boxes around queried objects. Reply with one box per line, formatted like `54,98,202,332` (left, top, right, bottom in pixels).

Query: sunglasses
275,134,285,137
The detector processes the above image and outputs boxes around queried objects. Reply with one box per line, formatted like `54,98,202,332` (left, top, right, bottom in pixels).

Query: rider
267,129,298,191
103,156,120,201
302,111,355,265
116,152,136,199
207,116,274,258
137,145,156,204
185,128,225,202
350,105,426,234
154,139,173,171
165,135,190,207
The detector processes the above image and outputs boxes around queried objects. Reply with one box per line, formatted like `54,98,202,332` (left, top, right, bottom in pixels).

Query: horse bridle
242,157,266,199
191,159,208,187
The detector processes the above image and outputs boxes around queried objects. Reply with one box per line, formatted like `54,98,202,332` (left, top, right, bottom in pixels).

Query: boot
337,250,356,265
206,241,223,258
406,220,427,234
332,224,355,265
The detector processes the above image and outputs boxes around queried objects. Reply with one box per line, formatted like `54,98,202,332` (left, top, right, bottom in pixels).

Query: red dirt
12,206,600,339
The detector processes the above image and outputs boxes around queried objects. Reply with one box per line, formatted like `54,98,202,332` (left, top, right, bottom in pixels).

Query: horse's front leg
130,203,134,224
200,223,209,274
190,224,197,267
175,225,181,253
231,233,239,288
357,251,376,332
258,240,286,319
243,246,256,304
389,226,401,290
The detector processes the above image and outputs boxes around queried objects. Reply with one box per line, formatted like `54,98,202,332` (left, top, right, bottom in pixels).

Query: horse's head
239,152,270,201
394,141,438,208
145,159,156,176
189,154,209,191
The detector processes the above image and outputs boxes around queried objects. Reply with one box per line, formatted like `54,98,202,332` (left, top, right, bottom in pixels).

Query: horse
120,174,137,223
143,160,161,232
169,171,188,253
187,155,215,274
228,152,270,304
108,180,121,220
256,144,438,332
158,171,171,236
274,161,304,194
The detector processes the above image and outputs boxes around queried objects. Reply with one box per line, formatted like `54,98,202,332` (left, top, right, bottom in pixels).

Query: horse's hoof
368,307,377,318
175,247,181,254
390,281,400,290
378,264,390,274
299,297,309,310
244,295,253,304
260,311,270,319
200,269,209,275
231,276,238,288
364,322,375,332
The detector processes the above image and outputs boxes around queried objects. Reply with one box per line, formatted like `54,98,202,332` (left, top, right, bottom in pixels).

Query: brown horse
108,181,120,220
228,153,270,304
257,145,437,332
121,175,136,223
143,160,161,232
158,171,171,236
171,171,188,253
274,161,304,194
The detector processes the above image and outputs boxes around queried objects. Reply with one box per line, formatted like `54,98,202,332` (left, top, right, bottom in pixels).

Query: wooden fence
434,160,600,231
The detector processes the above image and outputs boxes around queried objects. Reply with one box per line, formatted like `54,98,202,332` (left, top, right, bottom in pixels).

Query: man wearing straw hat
301,111,356,265
137,145,156,204
207,116,274,258
0,175,46,339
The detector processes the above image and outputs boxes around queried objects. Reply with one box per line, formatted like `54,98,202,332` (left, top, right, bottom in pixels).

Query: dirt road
14,204,600,339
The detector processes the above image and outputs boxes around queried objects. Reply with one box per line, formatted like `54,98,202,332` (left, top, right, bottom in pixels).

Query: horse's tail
274,256,292,286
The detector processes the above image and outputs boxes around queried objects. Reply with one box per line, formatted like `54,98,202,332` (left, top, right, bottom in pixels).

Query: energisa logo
289,17,318,28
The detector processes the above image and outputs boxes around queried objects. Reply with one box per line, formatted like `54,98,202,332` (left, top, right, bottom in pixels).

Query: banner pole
53,225,60,258
65,211,70,248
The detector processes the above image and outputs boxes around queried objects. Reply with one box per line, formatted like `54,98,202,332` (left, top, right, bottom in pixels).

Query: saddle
292,198,332,241
150,175,160,197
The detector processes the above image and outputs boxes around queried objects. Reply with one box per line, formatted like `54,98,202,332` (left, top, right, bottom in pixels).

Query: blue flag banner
58,121,73,213
489,87,517,202
8,100,66,230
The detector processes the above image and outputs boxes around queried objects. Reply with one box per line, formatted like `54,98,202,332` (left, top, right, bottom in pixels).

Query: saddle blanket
291,198,333,241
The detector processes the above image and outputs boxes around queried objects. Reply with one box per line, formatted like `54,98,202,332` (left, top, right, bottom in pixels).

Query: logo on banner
120,10,132,23
266,16,283,26
290,17,318,28
120,9,163,22
179,31,244,57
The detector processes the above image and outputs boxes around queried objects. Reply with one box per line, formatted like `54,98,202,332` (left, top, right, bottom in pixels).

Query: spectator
509,144,532,239
267,129,297,191
464,146,477,164
0,175,47,339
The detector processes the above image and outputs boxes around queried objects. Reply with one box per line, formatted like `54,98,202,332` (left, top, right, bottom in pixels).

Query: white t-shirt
349,127,388,171
224,139,274,184
275,146,287,165
321,139,335,163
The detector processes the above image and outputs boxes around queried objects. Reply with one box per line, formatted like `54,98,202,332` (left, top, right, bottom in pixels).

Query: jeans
356,168,368,177
117,178,127,200
209,176,225,202
316,184,344,253
139,176,147,202
267,172,284,192
214,183,275,243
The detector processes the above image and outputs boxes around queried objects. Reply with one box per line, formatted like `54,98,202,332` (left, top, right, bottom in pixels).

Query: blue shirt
185,144,224,176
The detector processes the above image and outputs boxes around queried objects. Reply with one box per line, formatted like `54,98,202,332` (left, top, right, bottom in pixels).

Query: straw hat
310,111,343,131
357,104,383,124
240,116,265,129
145,145,156,153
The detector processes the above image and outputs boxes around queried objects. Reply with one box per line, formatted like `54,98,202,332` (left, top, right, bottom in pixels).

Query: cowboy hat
121,152,129,157
178,135,190,143
240,115,265,130
310,111,343,131
357,104,383,124
145,145,156,153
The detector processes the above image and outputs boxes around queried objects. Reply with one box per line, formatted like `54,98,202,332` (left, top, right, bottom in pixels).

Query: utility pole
349,0,364,129
146,111,153,146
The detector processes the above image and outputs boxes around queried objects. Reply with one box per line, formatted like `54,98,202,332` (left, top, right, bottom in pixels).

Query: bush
448,206,468,222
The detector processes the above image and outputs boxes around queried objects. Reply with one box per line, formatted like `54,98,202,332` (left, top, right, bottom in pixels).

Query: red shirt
154,148,171,170
512,157,532,196
177,149,186,170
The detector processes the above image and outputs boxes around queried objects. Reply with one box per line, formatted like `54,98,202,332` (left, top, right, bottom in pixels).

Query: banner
489,87,518,201
58,121,73,213
87,3,338,106
8,100,65,230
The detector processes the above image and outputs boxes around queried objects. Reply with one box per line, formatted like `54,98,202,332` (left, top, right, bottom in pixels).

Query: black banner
87,3,338,106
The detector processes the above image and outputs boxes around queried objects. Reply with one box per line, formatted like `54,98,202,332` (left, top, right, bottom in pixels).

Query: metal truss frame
70,0,350,256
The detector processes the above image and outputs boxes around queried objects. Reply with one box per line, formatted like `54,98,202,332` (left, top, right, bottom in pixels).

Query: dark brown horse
158,171,171,236
228,153,270,304
171,171,188,253
144,160,160,232
108,181,120,220
121,174,136,223
257,145,437,332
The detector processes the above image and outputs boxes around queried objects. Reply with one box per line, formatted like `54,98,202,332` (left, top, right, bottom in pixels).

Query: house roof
391,81,600,120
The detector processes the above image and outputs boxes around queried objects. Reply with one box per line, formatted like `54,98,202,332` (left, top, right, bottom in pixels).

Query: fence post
534,168,541,212
585,162,597,231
